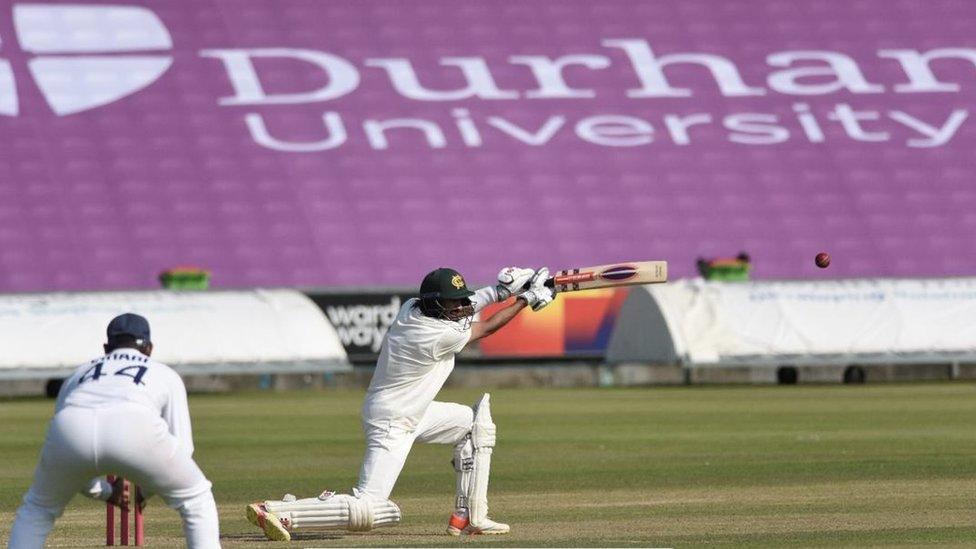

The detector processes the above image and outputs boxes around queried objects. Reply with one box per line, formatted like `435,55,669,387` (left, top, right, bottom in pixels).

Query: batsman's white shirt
8,349,221,549
355,288,496,500
362,297,472,429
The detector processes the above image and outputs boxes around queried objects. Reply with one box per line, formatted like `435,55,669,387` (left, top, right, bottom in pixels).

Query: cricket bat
525,261,668,293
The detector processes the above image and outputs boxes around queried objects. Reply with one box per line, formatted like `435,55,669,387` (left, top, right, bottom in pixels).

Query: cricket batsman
247,266,555,539
8,314,221,549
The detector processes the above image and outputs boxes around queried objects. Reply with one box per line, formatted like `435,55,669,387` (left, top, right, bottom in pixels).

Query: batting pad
265,492,400,531
469,393,496,527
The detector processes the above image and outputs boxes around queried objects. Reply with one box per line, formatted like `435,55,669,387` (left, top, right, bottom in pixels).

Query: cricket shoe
246,502,291,541
446,511,510,536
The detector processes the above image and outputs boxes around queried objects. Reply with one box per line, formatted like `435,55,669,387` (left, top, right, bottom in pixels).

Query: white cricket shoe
446,510,510,536
246,502,291,541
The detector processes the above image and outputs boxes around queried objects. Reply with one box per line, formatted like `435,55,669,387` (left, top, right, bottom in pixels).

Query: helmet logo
451,274,465,289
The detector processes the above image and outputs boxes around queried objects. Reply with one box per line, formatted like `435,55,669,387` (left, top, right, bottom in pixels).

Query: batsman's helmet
418,268,475,323
420,268,475,300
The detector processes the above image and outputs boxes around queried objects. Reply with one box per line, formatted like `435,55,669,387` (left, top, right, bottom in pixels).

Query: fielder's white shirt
55,348,195,455
362,287,497,429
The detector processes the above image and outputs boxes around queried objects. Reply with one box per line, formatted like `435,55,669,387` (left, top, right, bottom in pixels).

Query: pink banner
0,0,973,291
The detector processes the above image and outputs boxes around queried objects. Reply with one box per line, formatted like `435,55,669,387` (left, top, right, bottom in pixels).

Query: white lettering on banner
201,43,976,102
5,1,972,154
242,105,972,151
0,60,17,116
878,48,976,93
191,40,976,151
724,113,790,145
335,325,388,351
325,297,401,354
575,115,654,146
364,57,519,101
485,116,567,145
792,103,826,143
664,113,713,145
509,54,611,99
888,109,968,147
452,108,484,147
827,104,889,142
363,118,448,149
766,51,885,95
201,48,360,105
245,112,347,152
602,38,766,98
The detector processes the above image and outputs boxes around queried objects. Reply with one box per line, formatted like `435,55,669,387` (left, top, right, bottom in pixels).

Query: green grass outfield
2,383,976,547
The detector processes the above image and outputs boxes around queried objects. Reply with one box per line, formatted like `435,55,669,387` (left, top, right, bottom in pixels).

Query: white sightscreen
609,277,976,366
0,289,350,378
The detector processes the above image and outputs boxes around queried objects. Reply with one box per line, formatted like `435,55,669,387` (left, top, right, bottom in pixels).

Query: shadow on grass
222,531,412,542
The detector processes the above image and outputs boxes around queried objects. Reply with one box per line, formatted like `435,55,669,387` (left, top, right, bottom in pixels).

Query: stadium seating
1,0,973,291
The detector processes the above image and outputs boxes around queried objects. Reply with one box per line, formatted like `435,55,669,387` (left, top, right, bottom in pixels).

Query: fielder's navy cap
106,313,151,342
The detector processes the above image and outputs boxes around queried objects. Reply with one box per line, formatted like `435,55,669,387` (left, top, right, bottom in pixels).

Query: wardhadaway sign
1,0,974,290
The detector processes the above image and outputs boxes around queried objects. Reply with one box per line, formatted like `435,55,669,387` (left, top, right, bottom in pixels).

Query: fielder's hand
496,266,535,300
106,476,130,510
518,267,555,311
106,476,147,511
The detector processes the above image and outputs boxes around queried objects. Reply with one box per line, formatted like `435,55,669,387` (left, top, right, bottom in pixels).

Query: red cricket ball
815,252,830,268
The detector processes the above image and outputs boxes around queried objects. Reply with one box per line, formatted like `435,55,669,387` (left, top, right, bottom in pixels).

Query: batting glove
519,286,555,311
527,267,549,290
496,266,535,300
519,267,554,311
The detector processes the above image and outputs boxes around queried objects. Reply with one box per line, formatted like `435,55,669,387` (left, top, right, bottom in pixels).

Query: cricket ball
815,252,830,269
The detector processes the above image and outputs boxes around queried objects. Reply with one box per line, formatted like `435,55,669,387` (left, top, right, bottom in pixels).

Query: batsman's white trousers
8,403,221,549
356,401,473,500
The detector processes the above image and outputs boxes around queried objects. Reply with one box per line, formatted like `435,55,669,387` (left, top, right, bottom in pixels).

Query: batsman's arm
468,298,527,344
469,286,499,314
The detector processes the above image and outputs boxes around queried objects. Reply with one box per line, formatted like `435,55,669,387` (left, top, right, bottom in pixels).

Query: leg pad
264,492,400,532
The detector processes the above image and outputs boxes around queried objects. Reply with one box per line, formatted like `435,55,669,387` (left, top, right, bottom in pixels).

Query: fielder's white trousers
356,401,473,500
8,403,221,549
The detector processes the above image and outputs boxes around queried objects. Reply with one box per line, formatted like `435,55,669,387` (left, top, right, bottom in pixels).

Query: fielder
8,314,221,549
247,266,555,539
